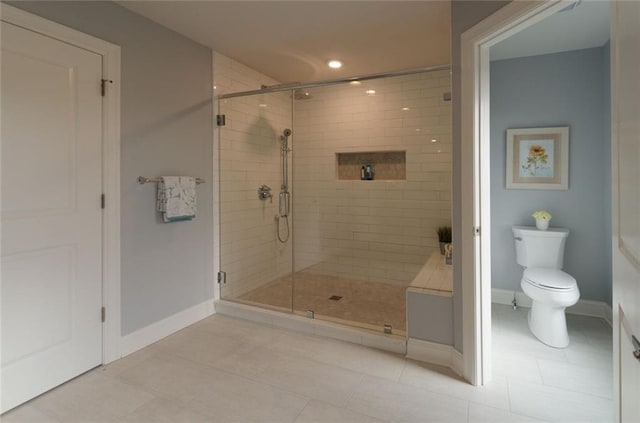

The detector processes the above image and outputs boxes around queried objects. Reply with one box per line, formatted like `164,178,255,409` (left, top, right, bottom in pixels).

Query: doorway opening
461,2,613,421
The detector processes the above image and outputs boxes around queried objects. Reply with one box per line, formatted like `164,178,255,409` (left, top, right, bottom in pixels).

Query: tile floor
238,270,408,335
3,305,613,423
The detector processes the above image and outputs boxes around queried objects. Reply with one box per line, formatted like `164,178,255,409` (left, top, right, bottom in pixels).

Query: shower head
294,89,312,100
283,128,292,137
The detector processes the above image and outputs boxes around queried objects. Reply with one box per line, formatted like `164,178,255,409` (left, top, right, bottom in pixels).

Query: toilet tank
512,226,569,269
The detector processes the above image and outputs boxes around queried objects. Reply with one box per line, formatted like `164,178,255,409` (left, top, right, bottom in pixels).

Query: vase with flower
531,210,552,230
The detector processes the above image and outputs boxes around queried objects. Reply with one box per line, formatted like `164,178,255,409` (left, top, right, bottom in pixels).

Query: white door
611,1,640,422
1,21,103,413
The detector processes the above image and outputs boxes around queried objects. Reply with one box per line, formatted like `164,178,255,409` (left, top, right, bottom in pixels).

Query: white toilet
512,226,580,348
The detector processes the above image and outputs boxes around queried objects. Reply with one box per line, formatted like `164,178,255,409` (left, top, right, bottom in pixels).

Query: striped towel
156,176,196,222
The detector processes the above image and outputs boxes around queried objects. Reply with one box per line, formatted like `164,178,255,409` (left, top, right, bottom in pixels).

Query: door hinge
101,194,105,209
101,307,106,322
473,226,481,236
216,114,226,126
217,271,227,284
101,79,113,97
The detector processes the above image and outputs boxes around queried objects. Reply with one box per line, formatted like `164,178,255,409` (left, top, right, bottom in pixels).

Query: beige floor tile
266,329,328,358
6,311,613,423
346,374,469,423
29,371,155,422
536,358,613,399
0,404,61,423
312,339,407,381
190,313,285,346
507,379,614,423
467,402,547,423
492,353,543,384
188,368,309,423
399,360,511,411
115,353,218,403
210,344,283,379
254,354,364,407
152,326,253,367
118,397,213,423
99,346,160,379
294,400,388,423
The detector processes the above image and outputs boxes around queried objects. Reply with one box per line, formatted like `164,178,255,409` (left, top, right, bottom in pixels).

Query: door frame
459,0,576,386
1,4,122,364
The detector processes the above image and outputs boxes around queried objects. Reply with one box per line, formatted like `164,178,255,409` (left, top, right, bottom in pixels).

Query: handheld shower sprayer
277,128,292,243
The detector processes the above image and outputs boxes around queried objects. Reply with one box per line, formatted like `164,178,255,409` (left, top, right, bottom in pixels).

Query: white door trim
459,0,571,386
1,4,122,364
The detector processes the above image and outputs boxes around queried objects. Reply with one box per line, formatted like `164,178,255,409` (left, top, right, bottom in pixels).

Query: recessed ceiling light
349,81,361,86
415,128,421,132
365,89,376,95
259,103,267,108
402,107,410,111
431,139,437,143
328,60,342,69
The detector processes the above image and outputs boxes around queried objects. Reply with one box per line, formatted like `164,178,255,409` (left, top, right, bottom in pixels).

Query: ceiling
117,1,451,84
491,1,610,61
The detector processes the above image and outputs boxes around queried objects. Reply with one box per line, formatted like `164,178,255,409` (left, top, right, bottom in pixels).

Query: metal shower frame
217,64,451,99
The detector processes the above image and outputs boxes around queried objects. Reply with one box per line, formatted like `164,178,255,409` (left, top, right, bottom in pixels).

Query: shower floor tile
237,271,408,335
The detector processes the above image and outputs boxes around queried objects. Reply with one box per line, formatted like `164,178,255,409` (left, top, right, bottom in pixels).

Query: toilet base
527,301,570,348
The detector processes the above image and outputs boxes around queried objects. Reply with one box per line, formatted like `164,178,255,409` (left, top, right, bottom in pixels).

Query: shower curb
214,299,407,355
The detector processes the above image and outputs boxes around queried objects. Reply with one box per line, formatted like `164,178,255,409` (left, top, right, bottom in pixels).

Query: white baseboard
120,299,215,357
407,338,461,374
492,288,612,326
451,348,464,377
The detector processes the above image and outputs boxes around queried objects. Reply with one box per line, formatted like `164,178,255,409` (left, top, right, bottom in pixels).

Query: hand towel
156,176,196,222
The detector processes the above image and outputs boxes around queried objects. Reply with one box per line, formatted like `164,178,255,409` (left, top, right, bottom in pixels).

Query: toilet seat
523,267,577,291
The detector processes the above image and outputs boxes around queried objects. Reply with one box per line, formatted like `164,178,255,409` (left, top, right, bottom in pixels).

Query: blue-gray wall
490,47,611,304
9,1,215,335
451,0,511,353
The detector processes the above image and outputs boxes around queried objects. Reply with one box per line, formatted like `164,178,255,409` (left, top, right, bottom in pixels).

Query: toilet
512,226,580,348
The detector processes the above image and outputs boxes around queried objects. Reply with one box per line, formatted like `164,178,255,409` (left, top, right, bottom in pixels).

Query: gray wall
490,47,612,303
451,0,510,352
9,1,214,335
407,292,453,345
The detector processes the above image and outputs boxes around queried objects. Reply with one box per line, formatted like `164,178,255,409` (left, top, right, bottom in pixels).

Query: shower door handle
279,191,290,217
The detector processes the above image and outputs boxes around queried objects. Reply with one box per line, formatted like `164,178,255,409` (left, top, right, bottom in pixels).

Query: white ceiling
117,1,451,84
491,1,610,61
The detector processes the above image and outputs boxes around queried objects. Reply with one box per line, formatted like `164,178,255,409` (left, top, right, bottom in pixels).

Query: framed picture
506,126,569,190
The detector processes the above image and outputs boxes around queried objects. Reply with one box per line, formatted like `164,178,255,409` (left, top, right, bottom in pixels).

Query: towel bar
137,176,205,185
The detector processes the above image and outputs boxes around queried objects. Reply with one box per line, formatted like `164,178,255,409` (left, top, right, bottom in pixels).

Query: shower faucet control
258,185,273,202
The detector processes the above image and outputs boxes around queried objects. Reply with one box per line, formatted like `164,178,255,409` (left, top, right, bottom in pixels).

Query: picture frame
505,126,569,190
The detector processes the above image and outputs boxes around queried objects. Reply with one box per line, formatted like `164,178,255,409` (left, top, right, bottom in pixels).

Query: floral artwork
519,139,554,178
506,127,569,190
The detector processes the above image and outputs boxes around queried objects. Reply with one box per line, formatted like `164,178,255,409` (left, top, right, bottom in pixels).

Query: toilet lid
523,267,576,290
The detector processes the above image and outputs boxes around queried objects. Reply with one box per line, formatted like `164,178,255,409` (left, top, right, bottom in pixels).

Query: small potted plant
531,210,552,230
437,226,452,255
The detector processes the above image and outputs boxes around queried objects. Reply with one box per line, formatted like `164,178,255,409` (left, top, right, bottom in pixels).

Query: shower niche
336,151,406,180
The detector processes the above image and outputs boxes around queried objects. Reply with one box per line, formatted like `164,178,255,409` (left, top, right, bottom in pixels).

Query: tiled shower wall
214,52,293,299
293,71,452,286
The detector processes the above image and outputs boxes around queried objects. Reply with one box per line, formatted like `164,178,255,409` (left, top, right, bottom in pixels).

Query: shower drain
328,295,342,301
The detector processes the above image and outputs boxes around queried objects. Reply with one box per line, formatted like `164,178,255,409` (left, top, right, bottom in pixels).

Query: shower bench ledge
407,250,453,297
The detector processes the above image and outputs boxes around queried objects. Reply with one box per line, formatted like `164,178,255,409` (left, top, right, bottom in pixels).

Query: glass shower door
218,91,294,313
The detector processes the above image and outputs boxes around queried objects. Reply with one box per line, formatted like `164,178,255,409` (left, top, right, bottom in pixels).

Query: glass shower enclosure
218,90,294,312
218,68,452,336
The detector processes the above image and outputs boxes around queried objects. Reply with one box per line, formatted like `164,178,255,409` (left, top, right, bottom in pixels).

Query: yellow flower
529,145,546,158
532,210,552,220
